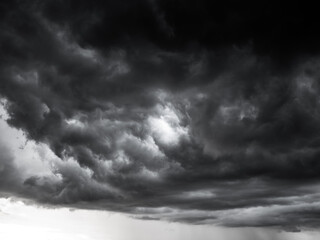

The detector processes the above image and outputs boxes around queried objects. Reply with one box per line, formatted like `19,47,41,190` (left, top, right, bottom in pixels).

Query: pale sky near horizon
1,197,320,240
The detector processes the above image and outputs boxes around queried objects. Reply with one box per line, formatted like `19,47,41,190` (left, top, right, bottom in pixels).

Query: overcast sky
1,0,320,239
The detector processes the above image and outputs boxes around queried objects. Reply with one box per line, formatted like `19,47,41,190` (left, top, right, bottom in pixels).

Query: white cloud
148,104,189,146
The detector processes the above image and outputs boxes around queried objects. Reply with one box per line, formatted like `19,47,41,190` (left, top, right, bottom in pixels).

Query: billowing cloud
1,0,320,231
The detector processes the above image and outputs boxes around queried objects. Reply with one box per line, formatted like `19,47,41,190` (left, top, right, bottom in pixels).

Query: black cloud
1,0,320,231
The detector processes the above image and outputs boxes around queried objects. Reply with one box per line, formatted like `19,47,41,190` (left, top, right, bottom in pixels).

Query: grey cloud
0,142,21,192
1,0,320,231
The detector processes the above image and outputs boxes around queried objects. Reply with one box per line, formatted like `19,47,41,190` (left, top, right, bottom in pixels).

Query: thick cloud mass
1,0,320,231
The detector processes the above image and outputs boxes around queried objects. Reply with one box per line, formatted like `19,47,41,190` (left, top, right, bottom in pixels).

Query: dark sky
1,0,320,231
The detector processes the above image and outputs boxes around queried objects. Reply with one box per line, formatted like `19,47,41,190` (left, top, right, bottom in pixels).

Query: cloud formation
1,0,320,231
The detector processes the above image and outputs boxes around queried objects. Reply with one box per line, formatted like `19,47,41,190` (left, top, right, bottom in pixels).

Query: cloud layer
1,0,320,231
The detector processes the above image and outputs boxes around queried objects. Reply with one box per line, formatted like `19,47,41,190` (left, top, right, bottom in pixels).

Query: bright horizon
1,198,319,240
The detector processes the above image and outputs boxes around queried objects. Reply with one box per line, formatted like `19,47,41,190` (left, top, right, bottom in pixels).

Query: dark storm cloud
1,0,320,231
37,0,320,63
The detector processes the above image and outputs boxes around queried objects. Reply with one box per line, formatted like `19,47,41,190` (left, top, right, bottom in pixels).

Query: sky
1,0,320,239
